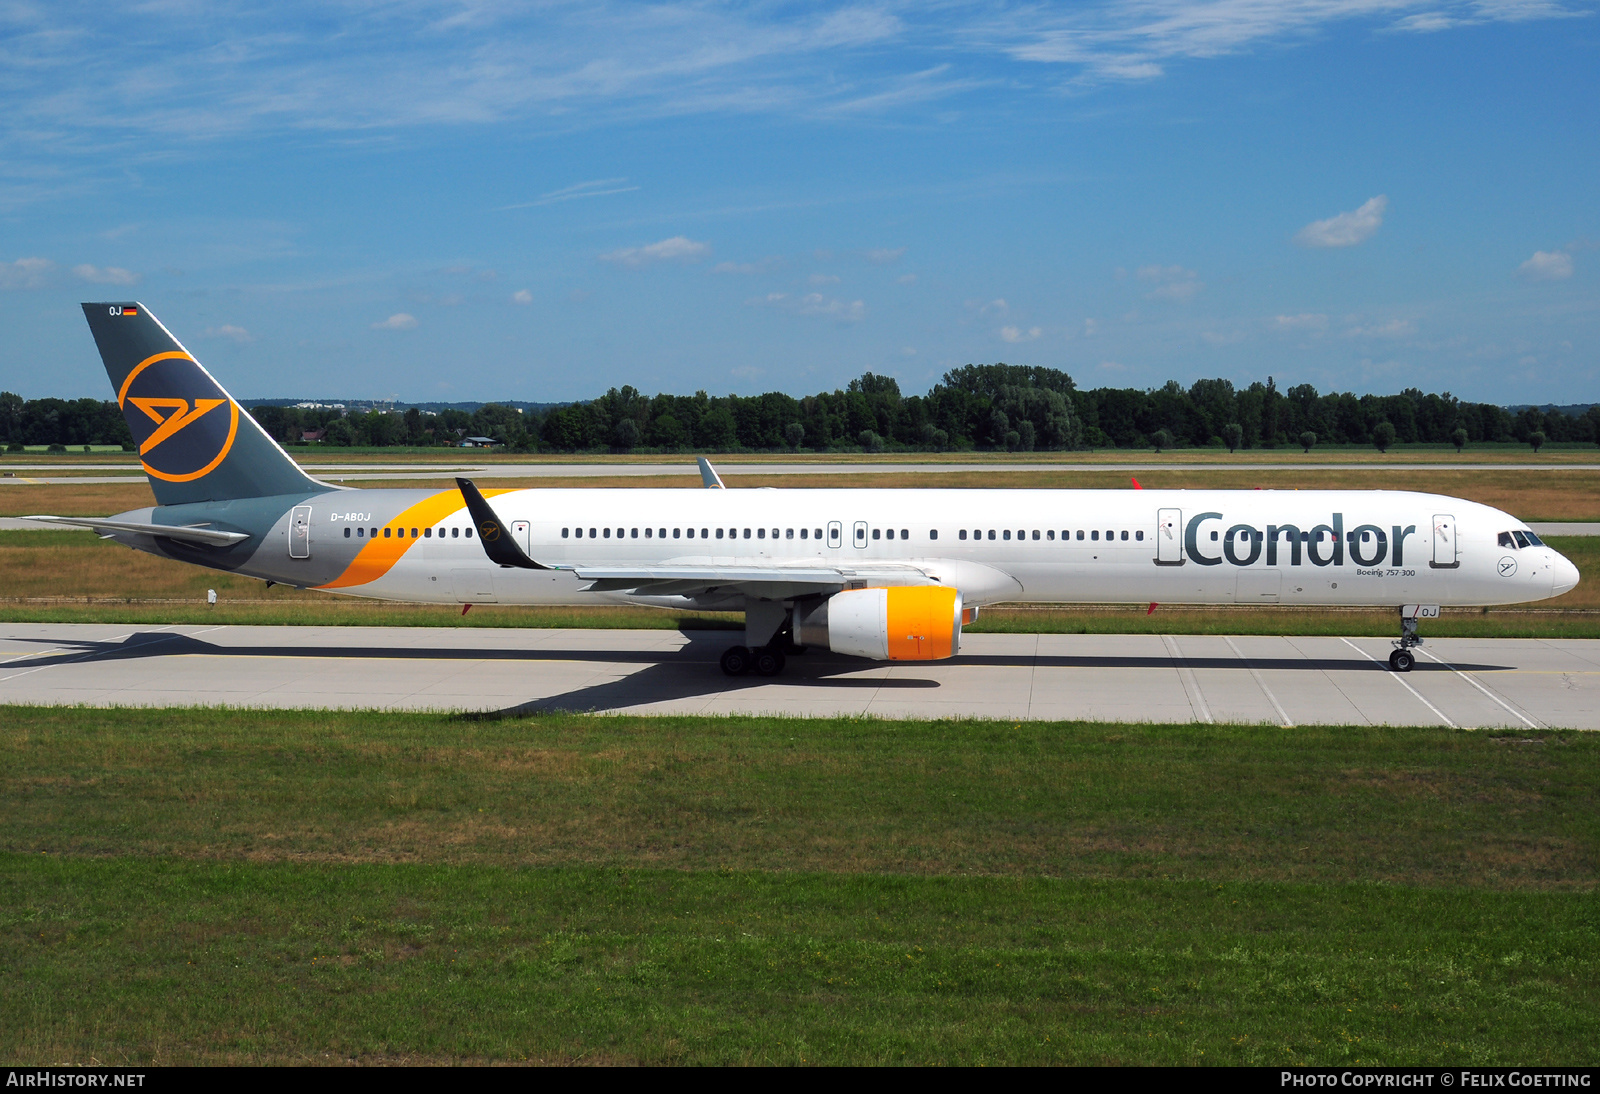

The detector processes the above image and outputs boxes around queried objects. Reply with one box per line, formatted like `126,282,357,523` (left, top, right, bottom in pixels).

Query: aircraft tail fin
81,302,323,505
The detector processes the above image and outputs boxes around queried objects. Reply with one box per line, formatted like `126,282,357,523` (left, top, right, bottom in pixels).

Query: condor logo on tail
117,351,239,483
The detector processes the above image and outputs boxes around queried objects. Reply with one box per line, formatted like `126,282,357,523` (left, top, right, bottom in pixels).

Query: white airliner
28,302,1580,677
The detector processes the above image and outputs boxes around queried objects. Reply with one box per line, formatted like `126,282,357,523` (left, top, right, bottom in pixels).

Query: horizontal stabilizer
20,515,250,546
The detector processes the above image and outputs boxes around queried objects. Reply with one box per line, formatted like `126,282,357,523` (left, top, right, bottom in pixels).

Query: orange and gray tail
81,302,322,506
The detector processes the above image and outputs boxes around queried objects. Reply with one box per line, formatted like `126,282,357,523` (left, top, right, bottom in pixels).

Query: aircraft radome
26,302,1580,677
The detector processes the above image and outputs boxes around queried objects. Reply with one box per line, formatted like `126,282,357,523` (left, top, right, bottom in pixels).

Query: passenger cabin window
988,530,995,540
814,529,822,539
1091,531,1098,541
603,528,611,538
873,529,881,540
930,530,938,540
1120,531,1128,541
716,528,725,539
959,530,968,540
1136,530,1144,541
1032,530,1040,541
1047,531,1054,540
357,527,364,538
1076,530,1084,541
1003,530,1011,541
465,528,473,539
344,527,351,538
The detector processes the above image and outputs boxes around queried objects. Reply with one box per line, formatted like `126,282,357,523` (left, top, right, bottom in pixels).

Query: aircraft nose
1552,552,1580,597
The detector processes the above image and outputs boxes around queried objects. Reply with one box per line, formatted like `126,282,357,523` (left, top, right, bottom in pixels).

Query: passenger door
1155,508,1183,565
853,521,868,549
1431,513,1458,569
827,521,842,549
289,505,311,559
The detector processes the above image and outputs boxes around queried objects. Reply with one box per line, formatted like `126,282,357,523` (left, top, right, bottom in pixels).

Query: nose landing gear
1388,608,1431,672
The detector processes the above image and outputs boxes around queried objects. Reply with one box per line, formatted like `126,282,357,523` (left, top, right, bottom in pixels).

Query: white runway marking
1339,637,1456,727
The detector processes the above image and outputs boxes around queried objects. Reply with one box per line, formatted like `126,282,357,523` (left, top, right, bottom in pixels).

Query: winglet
697,457,725,490
455,478,548,569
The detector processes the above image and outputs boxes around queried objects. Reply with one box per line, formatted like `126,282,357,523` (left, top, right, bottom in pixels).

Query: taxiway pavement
1,624,1593,728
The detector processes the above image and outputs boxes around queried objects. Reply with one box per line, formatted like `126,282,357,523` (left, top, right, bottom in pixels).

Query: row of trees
461,367,1600,453
3,368,1597,453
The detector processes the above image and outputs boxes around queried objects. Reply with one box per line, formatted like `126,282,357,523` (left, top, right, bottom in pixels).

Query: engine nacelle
797,586,962,661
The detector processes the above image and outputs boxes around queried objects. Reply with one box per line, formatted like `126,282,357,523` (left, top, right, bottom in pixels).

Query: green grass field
4,707,1597,1065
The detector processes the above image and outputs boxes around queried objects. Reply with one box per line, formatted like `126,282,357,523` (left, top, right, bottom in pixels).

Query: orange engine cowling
797,586,963,661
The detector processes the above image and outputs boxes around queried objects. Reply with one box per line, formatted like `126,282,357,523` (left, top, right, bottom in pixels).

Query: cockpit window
1513,530,1531,549
1524,531,1544,546
1499,531,1515,548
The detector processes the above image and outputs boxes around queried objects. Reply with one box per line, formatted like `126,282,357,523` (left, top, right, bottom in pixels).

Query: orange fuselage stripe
317,488,514,590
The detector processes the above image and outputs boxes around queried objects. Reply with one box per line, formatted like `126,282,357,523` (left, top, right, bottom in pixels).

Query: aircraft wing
455,476,938,597
567,563,934,596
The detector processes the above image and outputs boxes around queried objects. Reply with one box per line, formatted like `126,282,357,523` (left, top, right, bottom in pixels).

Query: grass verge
2,708,1596,1065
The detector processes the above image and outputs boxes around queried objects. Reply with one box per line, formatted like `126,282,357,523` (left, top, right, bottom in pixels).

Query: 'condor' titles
1185,512,1418,568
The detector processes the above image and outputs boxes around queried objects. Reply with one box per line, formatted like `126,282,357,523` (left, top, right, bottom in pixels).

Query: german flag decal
123,307,137,317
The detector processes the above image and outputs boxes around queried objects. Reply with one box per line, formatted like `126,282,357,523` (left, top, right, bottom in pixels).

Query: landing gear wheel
720,645,753,676
754,648,786,677
1388,648,1415,673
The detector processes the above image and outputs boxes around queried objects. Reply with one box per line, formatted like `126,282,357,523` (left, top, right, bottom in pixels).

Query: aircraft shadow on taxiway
5,631,1512,716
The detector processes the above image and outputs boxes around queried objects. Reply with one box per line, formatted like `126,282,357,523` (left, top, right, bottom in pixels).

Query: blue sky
2,1,1596,404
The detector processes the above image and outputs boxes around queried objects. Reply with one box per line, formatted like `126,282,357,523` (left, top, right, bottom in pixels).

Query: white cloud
713,257,783,275
1137,265,1202,302
72,263,137,285
1273,313,1329,331
865,247,906,265
1083,318,1098,336
1518,250,1573,280
1346,318,1416,338
372,313,418,330
500,178,639,210
512,289,533,304
750,291,865,322
970,298,1008,315
203,324,253,342
1000,325,1042,343
809,273,841,285
1295,196,1388,248
1,257,53,289
599,236,709,268
896,273,917,285
1201,330,1247,345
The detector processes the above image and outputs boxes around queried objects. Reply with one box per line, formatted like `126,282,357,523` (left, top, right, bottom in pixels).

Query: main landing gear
1388,610,1423,673
720,644,786,677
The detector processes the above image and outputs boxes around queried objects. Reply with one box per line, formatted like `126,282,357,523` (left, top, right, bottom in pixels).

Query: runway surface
2,623,1595,728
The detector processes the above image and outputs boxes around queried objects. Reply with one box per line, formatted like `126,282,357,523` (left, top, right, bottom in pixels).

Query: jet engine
797,585,962,661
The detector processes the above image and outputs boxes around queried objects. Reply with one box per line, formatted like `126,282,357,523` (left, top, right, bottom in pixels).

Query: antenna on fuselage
697,457,726,490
